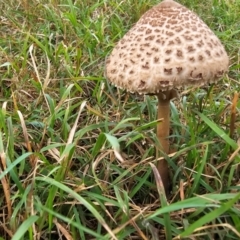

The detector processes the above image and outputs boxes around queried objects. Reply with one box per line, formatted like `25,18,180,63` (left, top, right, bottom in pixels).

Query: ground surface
0,0,240,239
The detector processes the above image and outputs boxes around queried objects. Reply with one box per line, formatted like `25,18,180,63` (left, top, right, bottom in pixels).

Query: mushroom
105,0,229,192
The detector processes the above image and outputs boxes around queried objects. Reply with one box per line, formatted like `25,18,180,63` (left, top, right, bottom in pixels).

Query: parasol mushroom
105,0,229,192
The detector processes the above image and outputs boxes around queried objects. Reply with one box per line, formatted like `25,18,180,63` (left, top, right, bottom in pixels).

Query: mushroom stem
156,90,171,191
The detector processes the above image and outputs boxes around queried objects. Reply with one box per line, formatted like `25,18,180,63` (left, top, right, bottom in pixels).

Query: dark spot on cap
166,31,174,37
165,49,172,55
146,29,152,34
187,46,195,52
123,64,128,70
174,26,183,32
176,67,183,74
167,19,178,24
196,73,203,79
176,50,183,58
164,68,173,75
198,55,204,61
145,35,155,41
175,37,181,44
138,27,146,32
183,35,193,41
142,62,149,69
154,57,159,63
216,70,224,77
151,47,159,52
139,80,146,88
197,40,204,47
205,50,211,57
207,42,213,48
189,57,195,62
160,80,170,86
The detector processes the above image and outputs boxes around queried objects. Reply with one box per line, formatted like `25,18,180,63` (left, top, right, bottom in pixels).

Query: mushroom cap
105,0,229,94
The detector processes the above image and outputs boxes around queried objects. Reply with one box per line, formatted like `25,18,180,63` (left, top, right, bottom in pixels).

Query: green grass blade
150,163,172,240
0,152,33,180
38,203,103,238
189,145,209,196
179,192,240,237
197,111,238,150
12,215,39,240
146,193,239,220
36,176,117,239
104,133,120,151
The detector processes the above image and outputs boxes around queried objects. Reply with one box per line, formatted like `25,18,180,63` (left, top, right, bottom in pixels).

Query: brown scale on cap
105,0,229,94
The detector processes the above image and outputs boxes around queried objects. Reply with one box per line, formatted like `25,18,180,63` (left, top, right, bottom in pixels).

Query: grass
0,0,240,239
